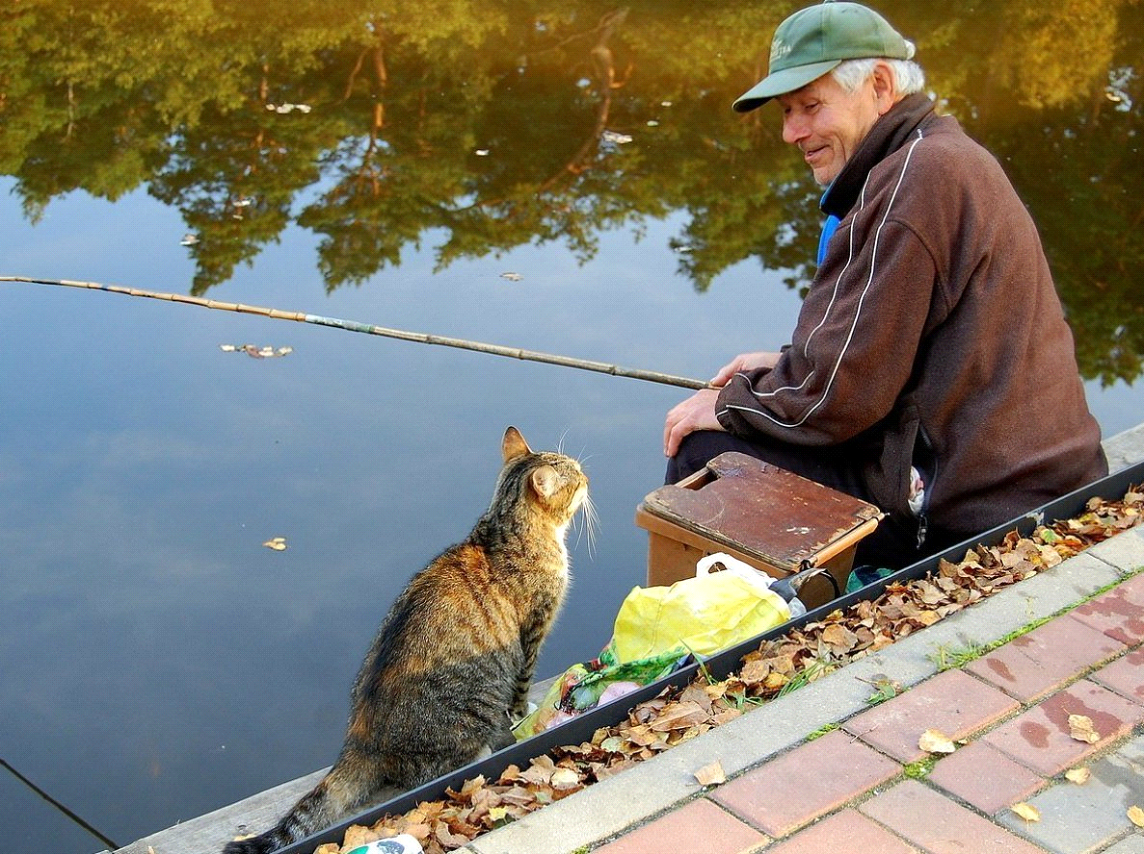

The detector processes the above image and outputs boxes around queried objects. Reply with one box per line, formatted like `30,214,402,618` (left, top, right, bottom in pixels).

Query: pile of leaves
315,489,1141,854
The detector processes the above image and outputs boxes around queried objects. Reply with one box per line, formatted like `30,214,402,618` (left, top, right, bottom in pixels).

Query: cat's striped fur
223,427,588,854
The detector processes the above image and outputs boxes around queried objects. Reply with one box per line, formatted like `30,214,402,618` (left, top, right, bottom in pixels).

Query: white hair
832,50,926,96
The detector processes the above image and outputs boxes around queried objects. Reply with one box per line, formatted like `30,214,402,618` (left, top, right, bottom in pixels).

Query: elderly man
663,1,1107,568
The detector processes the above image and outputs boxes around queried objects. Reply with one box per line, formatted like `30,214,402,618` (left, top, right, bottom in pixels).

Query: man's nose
782,114,806,145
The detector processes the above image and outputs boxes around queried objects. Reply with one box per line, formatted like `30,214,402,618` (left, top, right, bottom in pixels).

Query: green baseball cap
733,1,912,112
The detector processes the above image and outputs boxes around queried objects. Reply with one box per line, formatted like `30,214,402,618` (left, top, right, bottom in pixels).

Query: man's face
777,72,883,186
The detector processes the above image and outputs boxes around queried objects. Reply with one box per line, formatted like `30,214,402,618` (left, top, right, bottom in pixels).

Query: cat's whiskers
573,491,599,559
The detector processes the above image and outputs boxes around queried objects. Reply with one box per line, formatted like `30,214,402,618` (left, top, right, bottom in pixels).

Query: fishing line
1,757,119,849
2,275,712,391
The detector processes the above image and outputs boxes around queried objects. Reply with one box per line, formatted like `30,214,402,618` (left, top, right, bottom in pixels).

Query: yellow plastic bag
610,553,791,663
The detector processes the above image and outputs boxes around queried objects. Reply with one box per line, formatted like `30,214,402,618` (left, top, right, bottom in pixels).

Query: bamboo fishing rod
3,275,713,391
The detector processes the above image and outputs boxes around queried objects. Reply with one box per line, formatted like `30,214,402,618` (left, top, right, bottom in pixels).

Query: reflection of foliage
0,0,1140,382
953,0,1144,388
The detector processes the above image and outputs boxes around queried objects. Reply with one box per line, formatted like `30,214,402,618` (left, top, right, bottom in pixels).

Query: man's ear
871,62,898,115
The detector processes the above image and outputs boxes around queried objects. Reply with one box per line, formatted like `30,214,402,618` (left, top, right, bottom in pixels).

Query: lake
1,2,1141,850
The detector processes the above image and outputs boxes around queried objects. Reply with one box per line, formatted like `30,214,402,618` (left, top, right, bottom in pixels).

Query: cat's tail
220,760,377,854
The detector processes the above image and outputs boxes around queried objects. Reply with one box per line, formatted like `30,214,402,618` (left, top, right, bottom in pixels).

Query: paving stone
1091,647,1144,706
842,669,1019,763
1112,731,1144,764
995,746,1144,853
858,780,1044,854
927,741,1047,815
1087,529,1144,575
965,614,1126,702
1103,423,1144,471
710,729,900,838
765,808,918,853
1070,577,1144,646
982,680,1144,776
592,798,768,854
1102,835,1144,854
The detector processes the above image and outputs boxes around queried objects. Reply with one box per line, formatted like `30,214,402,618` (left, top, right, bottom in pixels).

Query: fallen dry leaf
549,767,581,789
1011,802,1041,822
918,728,956,754
694,760,726,787
1065,767,1091,785
1068,714,1100,744
1129,805,1144,828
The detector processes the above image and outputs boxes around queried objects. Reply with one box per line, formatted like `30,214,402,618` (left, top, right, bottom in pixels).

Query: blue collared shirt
817,187,840,266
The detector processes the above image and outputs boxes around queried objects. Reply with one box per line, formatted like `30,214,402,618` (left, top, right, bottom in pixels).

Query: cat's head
498,426,589,522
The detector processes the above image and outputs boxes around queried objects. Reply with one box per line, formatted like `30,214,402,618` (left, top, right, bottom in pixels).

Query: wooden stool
635,452,883,608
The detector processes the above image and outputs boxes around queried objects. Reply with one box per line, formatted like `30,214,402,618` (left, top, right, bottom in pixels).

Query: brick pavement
584,566,1144,854
470,526,1144,854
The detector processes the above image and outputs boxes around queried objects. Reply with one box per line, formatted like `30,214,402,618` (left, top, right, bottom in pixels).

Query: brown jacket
717,94,1107,540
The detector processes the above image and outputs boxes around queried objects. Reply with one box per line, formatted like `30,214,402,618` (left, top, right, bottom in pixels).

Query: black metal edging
277,459,1144,853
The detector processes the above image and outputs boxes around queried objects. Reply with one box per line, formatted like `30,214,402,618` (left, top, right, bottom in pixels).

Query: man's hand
710,351,781,387
664,388,724,457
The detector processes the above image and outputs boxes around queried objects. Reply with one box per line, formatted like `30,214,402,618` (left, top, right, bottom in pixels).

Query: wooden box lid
641,452,883,571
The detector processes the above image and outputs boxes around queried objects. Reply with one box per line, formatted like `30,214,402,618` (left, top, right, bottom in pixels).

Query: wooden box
635,452,883,608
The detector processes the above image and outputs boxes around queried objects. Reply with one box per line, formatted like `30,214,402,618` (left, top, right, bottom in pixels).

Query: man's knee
665,431,755,484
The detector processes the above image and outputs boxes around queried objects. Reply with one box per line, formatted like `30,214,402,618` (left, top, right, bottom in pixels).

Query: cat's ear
502,426,532,463
530,465,559,499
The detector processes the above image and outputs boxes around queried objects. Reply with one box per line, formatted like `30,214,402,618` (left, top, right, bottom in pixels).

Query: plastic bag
610,553,791,663
513,554,791,740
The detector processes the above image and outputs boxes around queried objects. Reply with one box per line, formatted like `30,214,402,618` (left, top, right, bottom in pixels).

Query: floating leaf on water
1011,802,1040,823
694,760,725,787
918,729,956,754
1129,805,1144,827
220,344,293,358
1067,713,1100,744
1064,767,1091,784
262,537,287,551
500,272,523,282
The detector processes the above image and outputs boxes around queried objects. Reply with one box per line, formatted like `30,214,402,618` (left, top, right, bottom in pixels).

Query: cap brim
732,59,842,113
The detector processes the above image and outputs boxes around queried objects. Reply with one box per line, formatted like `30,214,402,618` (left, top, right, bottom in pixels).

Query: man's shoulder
910,114,997,169
873,115,1005,194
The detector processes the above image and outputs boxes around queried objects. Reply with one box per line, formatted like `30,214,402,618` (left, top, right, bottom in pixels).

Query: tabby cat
223,426,589,854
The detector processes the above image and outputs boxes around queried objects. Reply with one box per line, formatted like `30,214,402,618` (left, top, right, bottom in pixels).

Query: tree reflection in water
2,0,1141,383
